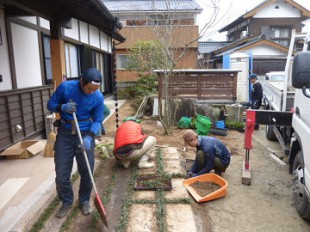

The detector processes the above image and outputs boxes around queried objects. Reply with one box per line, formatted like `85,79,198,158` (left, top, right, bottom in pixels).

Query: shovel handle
72,112,99,194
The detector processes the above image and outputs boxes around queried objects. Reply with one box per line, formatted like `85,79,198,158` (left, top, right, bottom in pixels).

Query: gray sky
196,0,310,41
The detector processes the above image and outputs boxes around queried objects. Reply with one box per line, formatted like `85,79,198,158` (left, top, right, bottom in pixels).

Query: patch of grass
117,167,138,231
29,172,80,232
156,190,167,232
29,197,60,232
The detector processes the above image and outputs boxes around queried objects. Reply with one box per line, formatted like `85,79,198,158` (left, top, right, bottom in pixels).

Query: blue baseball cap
82,68,102,85
249,73,257,79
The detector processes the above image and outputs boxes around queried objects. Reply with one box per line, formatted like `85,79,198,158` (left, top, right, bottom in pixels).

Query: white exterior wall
254,0,300,18
11,23,42,88
230,53,250,102
250,44,287,56
0,8,12,91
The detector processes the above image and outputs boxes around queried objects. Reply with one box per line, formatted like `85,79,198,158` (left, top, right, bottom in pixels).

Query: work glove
186,171,195,178
61,102,77,114
83,135,93,151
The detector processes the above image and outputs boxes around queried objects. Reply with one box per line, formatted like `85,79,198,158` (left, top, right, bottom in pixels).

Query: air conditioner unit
45,114,56,139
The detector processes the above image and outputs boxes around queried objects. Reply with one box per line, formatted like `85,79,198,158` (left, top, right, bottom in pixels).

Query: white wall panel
39,18,50,30
64,19,79,40
79,21,89,44
250,44,286,56
17,16,37,24
89,25,100,48
100,31,111,52
11,23,42,88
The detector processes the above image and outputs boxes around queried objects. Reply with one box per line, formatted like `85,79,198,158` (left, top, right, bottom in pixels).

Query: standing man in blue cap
47,68,104,218
249,73,263,129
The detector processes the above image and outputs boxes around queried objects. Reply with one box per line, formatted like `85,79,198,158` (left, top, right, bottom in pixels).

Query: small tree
126,40,171,98
124,0,224,134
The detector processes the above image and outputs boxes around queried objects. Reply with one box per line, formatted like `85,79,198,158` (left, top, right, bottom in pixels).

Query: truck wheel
292,151,310,220
265,125,277,141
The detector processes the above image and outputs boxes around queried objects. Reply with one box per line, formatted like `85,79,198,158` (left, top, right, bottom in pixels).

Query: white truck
289,43,310,220
262,71,294,111
249,30,310,220
262,71,296,142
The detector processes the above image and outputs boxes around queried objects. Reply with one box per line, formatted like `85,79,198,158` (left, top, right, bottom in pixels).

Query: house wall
249,18,302,38
247,44,287,56
0,8,12,90
117,26,199,49
230,53,250,102
115,25,199,84
253,0,301,18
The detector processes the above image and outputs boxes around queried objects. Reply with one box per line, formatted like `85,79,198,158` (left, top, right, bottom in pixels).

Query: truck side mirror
292,51,310,88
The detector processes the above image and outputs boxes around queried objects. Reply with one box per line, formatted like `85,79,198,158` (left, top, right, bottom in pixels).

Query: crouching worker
114,120,156,169
183,129,231,177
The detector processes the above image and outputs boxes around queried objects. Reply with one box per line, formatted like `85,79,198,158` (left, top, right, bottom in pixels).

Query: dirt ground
34,100,310,232
104,100,310,232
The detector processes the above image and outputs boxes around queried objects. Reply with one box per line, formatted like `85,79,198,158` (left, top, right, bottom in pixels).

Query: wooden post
50,39,66,89
49,21,66,122
50,21,66,89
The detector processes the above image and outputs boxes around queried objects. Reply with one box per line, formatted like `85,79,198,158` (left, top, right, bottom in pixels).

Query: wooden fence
155,69,239,102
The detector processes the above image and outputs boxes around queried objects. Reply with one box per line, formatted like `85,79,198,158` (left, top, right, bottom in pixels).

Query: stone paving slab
127,204,157,232
132,191,156,201
162,147,180,160
166,204,197,231
165,178,189,200
164,159,184,174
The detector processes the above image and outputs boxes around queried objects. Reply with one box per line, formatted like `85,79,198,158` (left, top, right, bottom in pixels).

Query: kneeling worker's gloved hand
83,135,93,151
61,102,77,114
186,171,195,178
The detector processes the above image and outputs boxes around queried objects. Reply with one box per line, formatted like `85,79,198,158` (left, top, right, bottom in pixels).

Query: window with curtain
42,35,53,84
64,42,80,79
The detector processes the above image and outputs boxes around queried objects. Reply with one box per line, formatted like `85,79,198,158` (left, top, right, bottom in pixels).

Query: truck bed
263,81,295,111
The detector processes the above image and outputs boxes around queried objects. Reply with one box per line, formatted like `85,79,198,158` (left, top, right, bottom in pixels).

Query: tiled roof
102,0,202,13
198,41,231,54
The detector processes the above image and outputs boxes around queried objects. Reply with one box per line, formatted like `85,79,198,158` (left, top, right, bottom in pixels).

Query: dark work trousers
54,125,95,205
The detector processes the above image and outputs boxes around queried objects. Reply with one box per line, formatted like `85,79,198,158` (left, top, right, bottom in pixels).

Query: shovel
72,112,108,227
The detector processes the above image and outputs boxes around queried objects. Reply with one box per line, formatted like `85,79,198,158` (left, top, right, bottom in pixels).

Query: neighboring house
199,0,310,74
103,0,203,90
0,0,125,152
219,0,310,46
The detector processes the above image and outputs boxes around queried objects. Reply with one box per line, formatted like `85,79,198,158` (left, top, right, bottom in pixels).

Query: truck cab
290,42,310,220
265,71,285,82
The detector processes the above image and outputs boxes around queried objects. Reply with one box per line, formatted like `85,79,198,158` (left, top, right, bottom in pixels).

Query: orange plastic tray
183,173,228,202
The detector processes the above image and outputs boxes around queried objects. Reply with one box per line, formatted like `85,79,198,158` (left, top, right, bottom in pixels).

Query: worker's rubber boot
196,150,205,170
56,203,72,218
138,155,155,169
